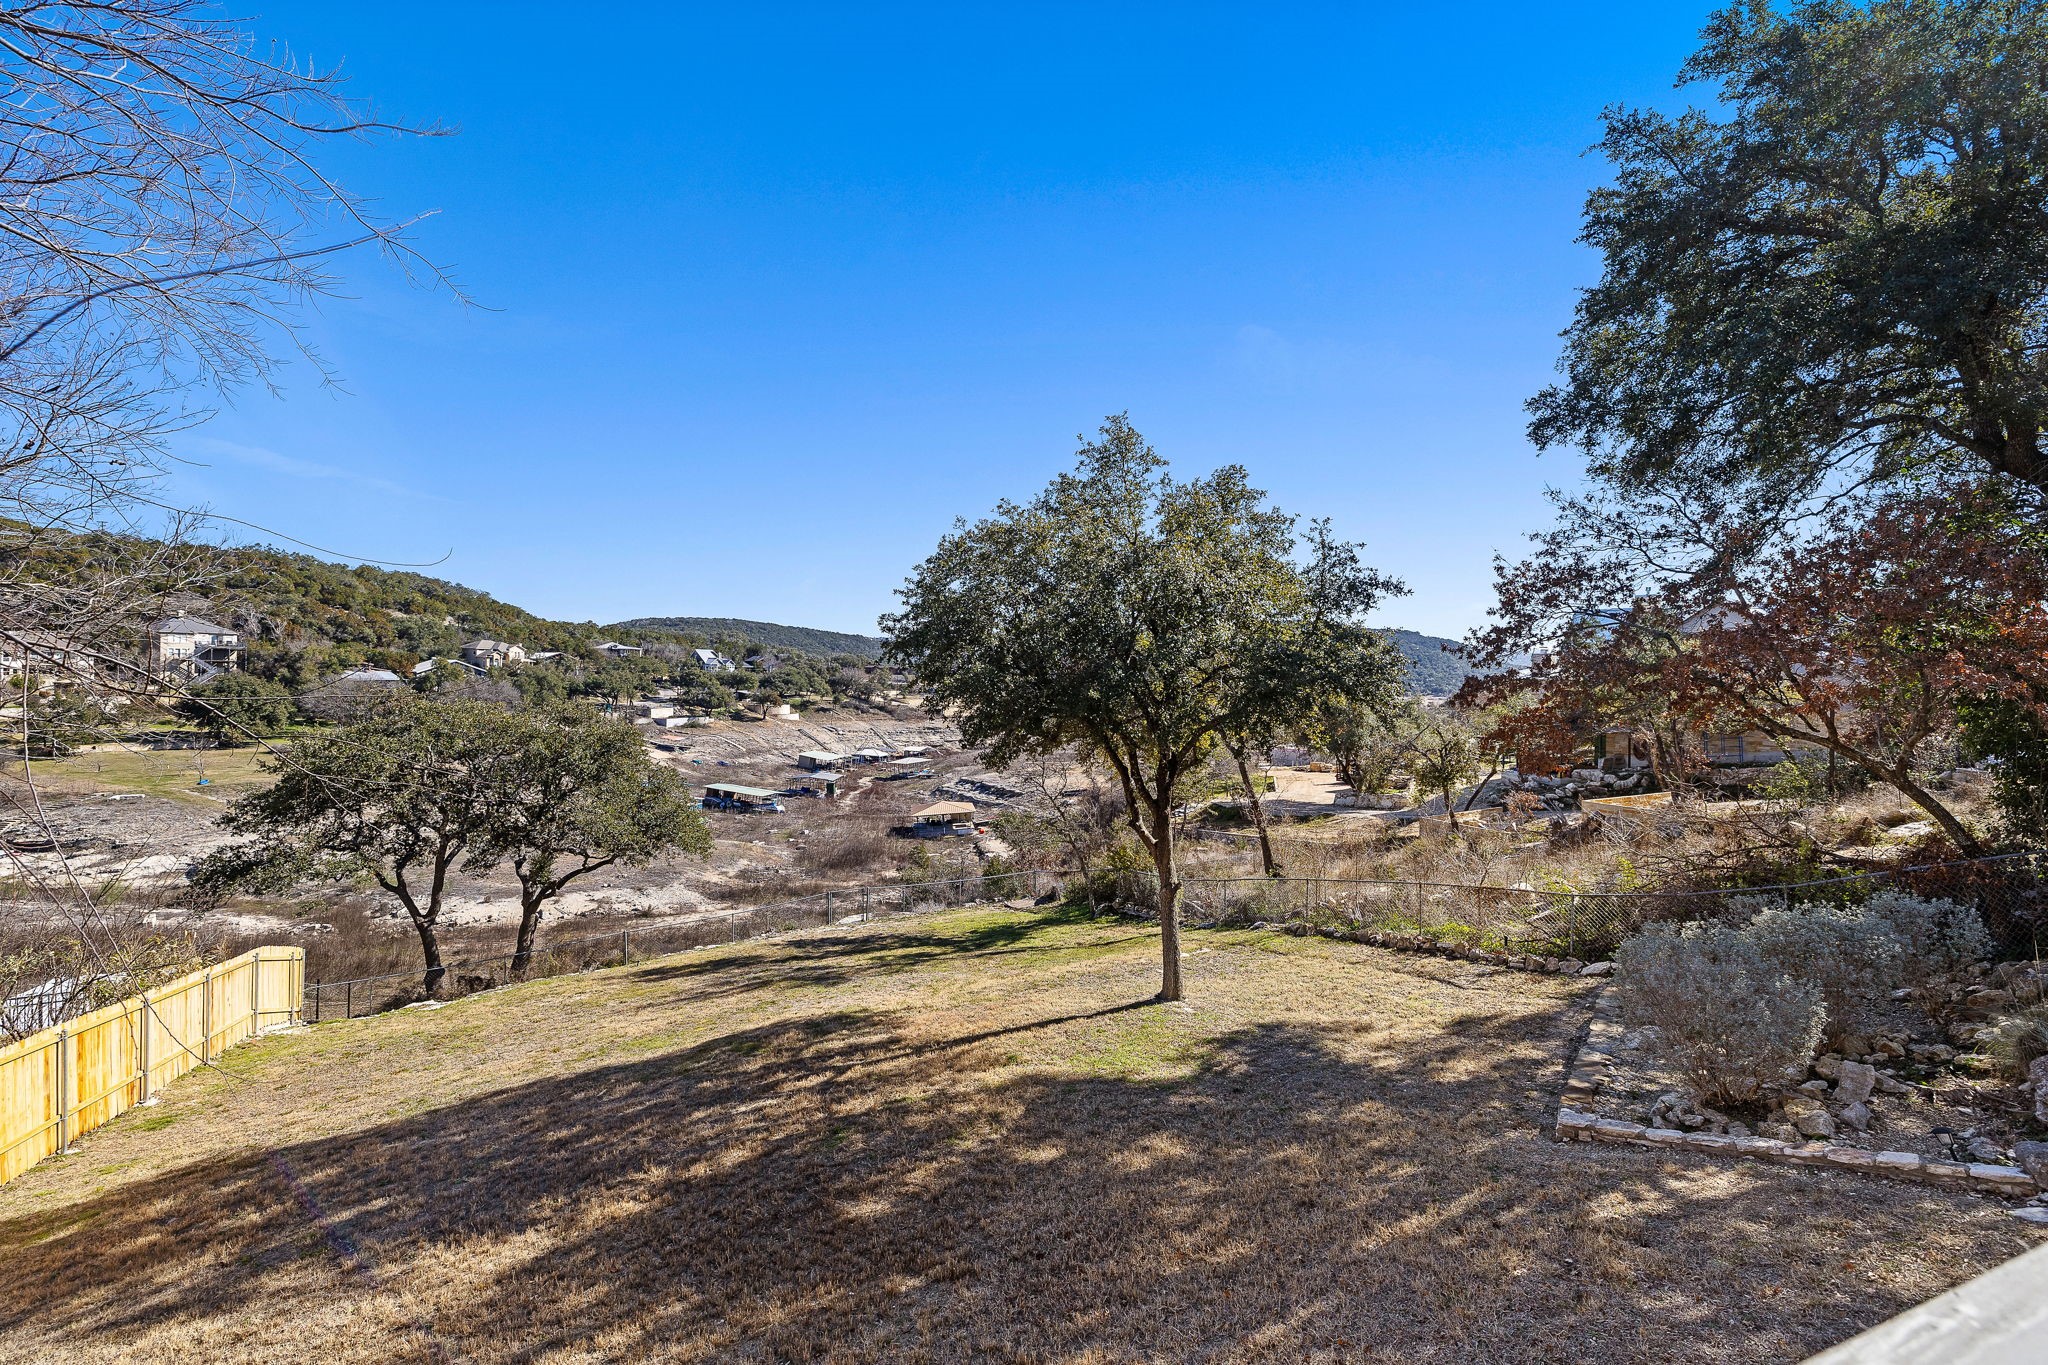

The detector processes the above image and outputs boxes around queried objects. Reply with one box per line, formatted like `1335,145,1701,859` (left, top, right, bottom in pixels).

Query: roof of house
462,638,515,651
914,801,977,820
705,783,781,800
149,617,233,635
797,749,847,762
334,668,404,684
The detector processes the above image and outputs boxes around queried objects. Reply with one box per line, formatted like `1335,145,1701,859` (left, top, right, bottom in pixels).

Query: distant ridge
1380,628,1474,697
613,616,884,659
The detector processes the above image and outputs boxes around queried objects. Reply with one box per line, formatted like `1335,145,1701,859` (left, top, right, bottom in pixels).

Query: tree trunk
1886,767,1986,857
1231,744,1280,877
510,891,544,979
1150,808,1183,1001
413,916,446,998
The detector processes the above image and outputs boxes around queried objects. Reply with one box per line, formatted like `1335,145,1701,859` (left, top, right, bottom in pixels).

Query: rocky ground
1576,961,2048,1174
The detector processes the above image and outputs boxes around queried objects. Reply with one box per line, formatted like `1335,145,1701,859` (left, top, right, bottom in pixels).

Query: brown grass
0,906,2032,1363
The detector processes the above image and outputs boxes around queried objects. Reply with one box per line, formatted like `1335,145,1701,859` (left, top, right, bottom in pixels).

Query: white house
147,617,243,681
692,647,735,671
594,641,644,658
459,639,527,670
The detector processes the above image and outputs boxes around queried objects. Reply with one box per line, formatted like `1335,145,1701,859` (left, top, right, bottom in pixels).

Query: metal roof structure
913,801,977,820
705,783,781,800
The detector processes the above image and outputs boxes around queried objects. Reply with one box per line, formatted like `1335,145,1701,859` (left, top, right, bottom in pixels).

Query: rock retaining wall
1556,986,2041,1200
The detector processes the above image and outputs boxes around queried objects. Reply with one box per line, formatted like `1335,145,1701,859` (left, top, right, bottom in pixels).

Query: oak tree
883,415,1404,1000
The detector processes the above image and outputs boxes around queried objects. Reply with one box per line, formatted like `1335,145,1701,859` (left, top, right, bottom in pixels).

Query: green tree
1404,709,1479,831
173,675,296,745
1533,1,2048,512
475,706,713,975
883,415,1404,1000
197,698,523,995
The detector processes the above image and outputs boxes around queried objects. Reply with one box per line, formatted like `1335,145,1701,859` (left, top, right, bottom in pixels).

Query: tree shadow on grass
0,976,2029,1364
619,904,1154,1004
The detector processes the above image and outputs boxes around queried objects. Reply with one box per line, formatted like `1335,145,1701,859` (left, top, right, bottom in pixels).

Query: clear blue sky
170,3,1718,640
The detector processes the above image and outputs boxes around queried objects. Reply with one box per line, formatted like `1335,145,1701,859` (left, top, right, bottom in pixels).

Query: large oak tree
1535,0,2048,514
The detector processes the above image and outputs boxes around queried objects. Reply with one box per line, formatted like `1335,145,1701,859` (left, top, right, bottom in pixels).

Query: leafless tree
0,0,447,1015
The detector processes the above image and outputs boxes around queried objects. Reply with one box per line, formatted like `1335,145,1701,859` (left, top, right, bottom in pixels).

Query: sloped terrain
0,908,2031,1363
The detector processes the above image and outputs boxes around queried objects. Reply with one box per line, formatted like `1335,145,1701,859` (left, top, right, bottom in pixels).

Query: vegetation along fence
1143,853,2047,962
0,947,305,1186
303,868,1058,1022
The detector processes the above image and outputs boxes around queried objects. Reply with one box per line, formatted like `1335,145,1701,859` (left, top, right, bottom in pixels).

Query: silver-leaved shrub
1617,921,1826,1107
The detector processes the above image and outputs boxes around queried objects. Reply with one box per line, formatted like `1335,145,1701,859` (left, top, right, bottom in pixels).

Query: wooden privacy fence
0,947,304,1186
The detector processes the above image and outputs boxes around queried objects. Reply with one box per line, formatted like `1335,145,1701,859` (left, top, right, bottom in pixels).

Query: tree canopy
883,415,1405,1000
1534,0,2048,514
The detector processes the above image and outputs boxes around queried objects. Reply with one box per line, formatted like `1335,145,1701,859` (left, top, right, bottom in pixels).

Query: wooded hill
612,617,886,659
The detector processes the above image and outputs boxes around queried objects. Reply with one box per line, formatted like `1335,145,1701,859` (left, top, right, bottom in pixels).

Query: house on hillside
692,648,735,672
1522,604,1829,780
594,641,643,658
459,639,526,670
413,657,485,680
796,749,846,771
147,618,243,682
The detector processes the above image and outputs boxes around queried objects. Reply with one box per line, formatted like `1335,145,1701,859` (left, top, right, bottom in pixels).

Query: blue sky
171,3,1718,639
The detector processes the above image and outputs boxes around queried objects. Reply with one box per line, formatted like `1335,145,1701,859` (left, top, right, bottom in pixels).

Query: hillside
1382,627,1474,696
613,616,884,658
0,904,2011,1363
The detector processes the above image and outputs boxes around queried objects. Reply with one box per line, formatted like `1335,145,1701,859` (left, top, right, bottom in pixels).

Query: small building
851,747,893,764
692,648,735,671
147,617,243,681
460,639,527,670
635,702,676,720
909,801,978,837
332,668,404,686
702,782,784,813
594,641,644,658
796,750,846,771
414,656,484,679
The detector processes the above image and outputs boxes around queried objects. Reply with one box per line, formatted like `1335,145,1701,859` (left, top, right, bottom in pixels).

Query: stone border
1555,986,2040,1200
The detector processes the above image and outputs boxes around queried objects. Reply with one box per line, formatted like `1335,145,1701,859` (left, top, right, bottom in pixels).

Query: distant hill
1381,628,1474,697
612,617,884,659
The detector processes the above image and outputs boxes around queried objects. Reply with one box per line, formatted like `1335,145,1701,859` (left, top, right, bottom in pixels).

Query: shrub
1982,1004,2048,1083
1617,920,1825,1107
1747,903,1904,1048
1859,890,1996,986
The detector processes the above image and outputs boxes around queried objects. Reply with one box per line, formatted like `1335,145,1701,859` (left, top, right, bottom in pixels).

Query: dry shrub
1860,890,1997,985
1982,1003,2048,1083
1746,903,1905,1049
796,824,896,876
1617,920,1824,1107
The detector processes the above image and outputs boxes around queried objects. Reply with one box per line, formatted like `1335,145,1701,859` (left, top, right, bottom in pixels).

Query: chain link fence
1113,853,2047,962
302,868,1056,1022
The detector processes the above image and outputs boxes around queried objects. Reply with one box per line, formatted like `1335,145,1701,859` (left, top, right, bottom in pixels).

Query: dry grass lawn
3,745,275,805
0,906,2035,1363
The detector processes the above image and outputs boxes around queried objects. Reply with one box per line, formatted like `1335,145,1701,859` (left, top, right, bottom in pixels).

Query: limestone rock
1838,1101,1871,1133
1783,1097,1837,1140
1578,961,1615,977
1812,1055,1844,1082
1835,1061,1877,1107
1964,1135,2006,1164
2032,1056,2048,1126
2010,1207,2048,1226
2015,1140,2048,1190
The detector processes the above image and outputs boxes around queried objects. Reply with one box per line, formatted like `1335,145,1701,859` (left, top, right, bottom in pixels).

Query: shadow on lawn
0,967,2027,1364
620,902,1153,1004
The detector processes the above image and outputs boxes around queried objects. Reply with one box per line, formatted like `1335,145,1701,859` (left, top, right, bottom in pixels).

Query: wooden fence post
137,994,153,1103
54,1027,69,1152
200,969,213,1065
249,951,262,1031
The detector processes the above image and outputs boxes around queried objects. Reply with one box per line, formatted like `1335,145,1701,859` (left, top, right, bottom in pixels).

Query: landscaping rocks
1835,1061,1877,1106
2032,1056,2048,1125
1555,983,2044,1206
2015,1141,2048,1190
